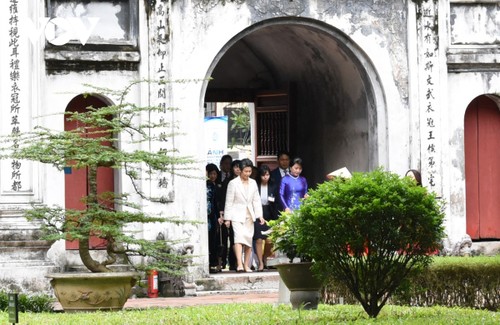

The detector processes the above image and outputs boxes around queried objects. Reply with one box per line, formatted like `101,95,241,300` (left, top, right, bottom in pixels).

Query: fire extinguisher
147,269,159,298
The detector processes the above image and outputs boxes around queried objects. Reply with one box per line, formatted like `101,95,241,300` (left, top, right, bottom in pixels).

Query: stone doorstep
195,288,279,296
195,270,280,293
470,241,500,255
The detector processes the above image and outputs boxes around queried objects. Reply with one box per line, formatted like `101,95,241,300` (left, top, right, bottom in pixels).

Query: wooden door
254,85,295,169
64,95,114,250
465,95,500,239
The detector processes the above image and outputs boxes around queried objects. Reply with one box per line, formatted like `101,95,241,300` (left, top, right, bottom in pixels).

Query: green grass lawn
1,303,498,325
431,255,500,266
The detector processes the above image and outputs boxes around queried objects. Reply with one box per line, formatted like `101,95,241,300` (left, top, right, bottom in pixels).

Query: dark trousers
220,225,236,269
208,223,219,268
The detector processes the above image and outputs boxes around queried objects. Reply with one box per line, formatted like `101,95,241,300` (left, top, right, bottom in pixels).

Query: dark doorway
203,18,383,186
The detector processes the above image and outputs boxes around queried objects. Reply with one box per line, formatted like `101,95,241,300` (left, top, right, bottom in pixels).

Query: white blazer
224,177,263,223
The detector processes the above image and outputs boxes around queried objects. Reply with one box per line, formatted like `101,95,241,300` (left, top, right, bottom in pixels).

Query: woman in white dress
224,159,265,272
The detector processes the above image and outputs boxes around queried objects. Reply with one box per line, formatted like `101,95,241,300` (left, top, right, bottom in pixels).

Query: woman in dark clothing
218,159,241,271
206,163,221,273
254,165,279,271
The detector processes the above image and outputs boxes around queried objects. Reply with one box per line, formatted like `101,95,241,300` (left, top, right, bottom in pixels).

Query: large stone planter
47,272,139,312
276,262,322,310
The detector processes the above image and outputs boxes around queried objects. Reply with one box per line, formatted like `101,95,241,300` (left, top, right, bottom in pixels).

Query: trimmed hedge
0,291,54,313
322,256,500,311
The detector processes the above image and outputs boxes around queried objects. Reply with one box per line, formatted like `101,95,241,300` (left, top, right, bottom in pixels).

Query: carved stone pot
275,262,322,310
47,272,139,312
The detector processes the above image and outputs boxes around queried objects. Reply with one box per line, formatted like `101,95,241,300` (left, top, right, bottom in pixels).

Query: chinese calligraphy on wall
9,0,22,192
151,0,174,202
418,1,441,195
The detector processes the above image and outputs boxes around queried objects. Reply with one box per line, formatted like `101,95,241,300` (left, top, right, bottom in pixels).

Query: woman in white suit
224,159,265,272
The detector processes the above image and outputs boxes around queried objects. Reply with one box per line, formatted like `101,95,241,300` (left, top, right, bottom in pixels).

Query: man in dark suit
216,154,232,185
215,154,235,270
270,151,290,212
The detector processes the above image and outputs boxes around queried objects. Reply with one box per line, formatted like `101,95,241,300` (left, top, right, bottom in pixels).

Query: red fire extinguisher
147,269,159,298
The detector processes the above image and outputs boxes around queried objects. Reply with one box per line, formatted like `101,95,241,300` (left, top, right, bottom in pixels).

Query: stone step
195,270,280,294
0,259,57,268
0,240,51,247
0,240,53,261
195,288,278,296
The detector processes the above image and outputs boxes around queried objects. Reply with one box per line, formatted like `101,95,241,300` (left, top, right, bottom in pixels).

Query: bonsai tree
0,80,196,274
290,169,445,318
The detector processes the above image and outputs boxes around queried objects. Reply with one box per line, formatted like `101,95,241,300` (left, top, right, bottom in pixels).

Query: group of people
206,153,425,274
205,151,307,273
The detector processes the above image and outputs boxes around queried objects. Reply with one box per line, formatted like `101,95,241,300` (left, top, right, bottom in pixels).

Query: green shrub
0,291,54,313
392,256,500,310
292,169,445,318
323,256,500,311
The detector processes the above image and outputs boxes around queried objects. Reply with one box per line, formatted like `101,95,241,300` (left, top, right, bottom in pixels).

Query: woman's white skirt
232,212,254,247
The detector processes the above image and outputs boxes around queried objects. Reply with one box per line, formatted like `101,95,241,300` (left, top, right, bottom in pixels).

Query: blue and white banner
204,116,228,165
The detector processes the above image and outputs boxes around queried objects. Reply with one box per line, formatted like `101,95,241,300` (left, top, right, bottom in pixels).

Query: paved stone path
124,292,279,309
53,292,279,311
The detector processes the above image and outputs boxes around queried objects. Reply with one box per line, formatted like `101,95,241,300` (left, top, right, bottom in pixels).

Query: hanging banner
204,116,228,165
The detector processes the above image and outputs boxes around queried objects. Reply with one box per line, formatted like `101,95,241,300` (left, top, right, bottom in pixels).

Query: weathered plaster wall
171,0,411,176
450,2,500,45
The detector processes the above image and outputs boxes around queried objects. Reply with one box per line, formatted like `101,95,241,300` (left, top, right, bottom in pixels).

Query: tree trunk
78,165,111,273
79,238,111,272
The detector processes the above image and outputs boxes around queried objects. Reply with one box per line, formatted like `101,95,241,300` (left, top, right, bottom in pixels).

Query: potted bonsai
268,211,323,310
0,80,196,311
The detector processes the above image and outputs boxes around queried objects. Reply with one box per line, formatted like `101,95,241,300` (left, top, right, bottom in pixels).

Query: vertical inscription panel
149,0,174,203
417,1,442,195
0,0,38,203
